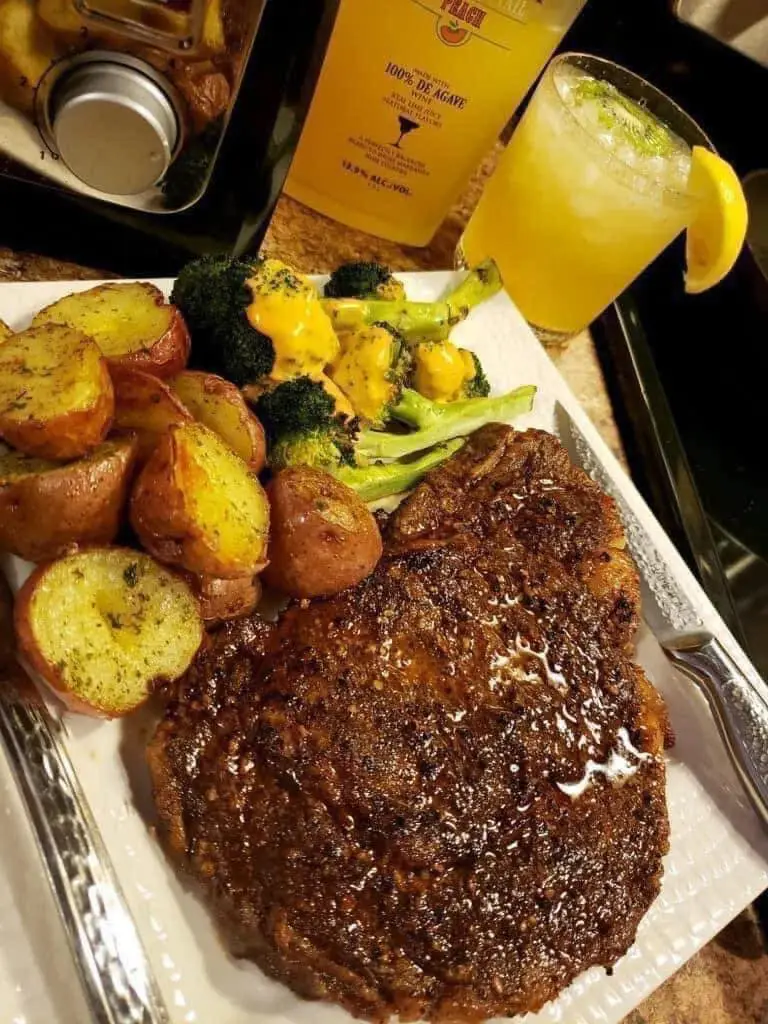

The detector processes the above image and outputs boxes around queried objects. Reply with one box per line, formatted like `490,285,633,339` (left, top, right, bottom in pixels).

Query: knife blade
558,408,768,827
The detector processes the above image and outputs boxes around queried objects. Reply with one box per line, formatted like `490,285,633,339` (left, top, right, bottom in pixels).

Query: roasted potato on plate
264,467,382,599
0,323,113,459
33,282,191,378
130,422,270,578
112,367,192,461
15,547,203,717
0,436,138,561
182,571,261,627
170,370,266,471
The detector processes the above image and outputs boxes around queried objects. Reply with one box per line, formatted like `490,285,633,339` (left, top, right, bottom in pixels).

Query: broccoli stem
357,385,536,460
389,388,445,429
320,260,504,343
322,297,455,342
443,259,503,320
334,439,465,501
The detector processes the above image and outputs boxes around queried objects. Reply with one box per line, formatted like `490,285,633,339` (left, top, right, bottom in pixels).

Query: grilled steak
149,424,672,1023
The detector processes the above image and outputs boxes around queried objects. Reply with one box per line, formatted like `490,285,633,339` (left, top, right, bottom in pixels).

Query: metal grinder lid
48,57,180,196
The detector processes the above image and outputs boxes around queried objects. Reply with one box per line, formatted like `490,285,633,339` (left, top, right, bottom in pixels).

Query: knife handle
0,680,169,1024
667,635,768,826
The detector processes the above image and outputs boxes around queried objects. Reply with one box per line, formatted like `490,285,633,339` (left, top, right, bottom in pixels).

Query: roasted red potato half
15,547,203,717
170,370,266,472
130,422,270,578
111,367,192,462
33,282,190,378
0,323,113,459
0,436,138,562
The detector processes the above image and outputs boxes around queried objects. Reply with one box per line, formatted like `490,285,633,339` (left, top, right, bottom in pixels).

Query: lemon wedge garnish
685,146,748,294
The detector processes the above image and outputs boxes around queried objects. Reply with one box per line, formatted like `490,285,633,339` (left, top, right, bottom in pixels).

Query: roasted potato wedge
130,422,270,578
15,547,203,717
0,319,12,343
169,370,266,471
264,467,382,599
0,0,62,113
182,571,261,627
0,323,113,459
112,367,192,461
0,437,138,561
33,282,191,378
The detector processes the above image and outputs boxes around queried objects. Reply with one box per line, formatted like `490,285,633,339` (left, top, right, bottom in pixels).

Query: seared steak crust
149,425,671,1023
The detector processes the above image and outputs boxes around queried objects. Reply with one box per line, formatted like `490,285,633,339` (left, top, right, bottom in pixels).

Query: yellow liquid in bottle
286,0,586,246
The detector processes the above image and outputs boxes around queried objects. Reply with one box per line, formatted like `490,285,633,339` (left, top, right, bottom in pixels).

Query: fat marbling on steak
148,424,672,1023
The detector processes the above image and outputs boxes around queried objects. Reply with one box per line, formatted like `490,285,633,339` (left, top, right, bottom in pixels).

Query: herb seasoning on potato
14,548,203,717
33,282,190,378
130,422,270,578
0,323,114,459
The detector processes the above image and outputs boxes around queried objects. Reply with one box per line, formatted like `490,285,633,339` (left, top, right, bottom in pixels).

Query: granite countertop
0,169,766,1022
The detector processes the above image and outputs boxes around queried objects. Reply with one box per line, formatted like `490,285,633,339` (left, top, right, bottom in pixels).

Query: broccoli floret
271,428,464,501
253,376,358,474
253,375,351,441
324,261,406,301
172,255,340,387
161,117,221,209
172,255,275,386
328,323,412,428
461,351,491,398
257,375,464,500
269,429,356,472
357,385,536,460
321,260,503,343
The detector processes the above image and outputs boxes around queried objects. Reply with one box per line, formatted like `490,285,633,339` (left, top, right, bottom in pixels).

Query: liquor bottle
285,0,587,246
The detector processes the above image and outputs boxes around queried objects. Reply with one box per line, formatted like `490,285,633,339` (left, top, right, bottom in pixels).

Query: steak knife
559,412,768,827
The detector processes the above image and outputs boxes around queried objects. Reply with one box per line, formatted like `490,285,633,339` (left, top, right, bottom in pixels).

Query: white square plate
0,274,766,1024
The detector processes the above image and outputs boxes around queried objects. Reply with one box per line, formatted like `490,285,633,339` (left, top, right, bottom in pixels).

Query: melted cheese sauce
413,340,475,402
330,327,396,424
246,259,339,381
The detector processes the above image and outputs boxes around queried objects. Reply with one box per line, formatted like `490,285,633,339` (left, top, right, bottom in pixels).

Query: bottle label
287,0,585,241
419,0,533,49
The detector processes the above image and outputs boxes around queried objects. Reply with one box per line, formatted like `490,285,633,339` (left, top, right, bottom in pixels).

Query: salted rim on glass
549,52,714,204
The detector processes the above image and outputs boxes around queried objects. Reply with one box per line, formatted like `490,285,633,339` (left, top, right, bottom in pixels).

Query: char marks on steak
149,424,672,1023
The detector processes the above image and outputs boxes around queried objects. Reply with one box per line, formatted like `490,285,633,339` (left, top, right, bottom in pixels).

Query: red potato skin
181,571,262,627
111,366,193,462
0,437,139,562
263,468,383,599
129,432,191,569
0,359,114,460
106,304,191,378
